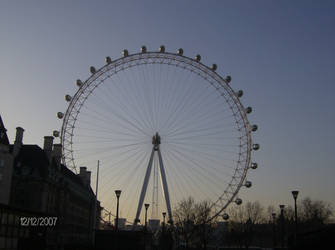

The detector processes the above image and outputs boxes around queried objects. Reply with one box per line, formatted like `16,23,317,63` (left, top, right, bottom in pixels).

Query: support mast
133,132,173,226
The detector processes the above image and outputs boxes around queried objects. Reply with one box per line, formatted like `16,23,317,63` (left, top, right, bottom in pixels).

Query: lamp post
272,213,276,249
144,203,150,231
115,190,121,231
291,190,299,246
279,205,285,249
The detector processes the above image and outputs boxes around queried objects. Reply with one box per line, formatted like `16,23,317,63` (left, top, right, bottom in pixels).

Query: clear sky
1,0,334,221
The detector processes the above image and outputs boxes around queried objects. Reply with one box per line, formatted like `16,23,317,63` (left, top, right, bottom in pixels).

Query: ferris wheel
55,46,259,225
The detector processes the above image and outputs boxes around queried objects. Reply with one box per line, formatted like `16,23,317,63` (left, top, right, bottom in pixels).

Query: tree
227,201,265,249
228,201,264,225
299,197,333,226
174,197,197,248
286,197,334,249
194,200,215,249
173,197,215,249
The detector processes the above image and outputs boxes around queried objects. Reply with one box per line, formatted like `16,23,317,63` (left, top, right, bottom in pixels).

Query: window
0,159,4,168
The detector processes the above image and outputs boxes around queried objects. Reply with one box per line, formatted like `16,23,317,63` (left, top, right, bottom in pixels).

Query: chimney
79,166,87,174
43,136,54,161
52,144,62,166
79,166,91,187
15,127,24,144
79,166,87,180
13,127,24,156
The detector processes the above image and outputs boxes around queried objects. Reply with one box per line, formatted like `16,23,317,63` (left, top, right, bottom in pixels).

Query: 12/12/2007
20,217,57,227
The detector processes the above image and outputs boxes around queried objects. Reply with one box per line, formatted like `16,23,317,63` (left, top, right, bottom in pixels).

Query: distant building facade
114,218,126,230
0,115,101,249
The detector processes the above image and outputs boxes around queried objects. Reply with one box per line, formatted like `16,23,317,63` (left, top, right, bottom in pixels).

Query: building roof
0,115,10,145
11,144,49,177
60,164,96,196
9,140,94,194
60,163,85,186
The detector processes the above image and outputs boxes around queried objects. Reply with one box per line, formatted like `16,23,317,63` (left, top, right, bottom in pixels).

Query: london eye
55,46,259,225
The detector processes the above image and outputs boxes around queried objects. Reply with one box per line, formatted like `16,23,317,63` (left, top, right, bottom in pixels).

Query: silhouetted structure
0,115,101,249
95,230,151,250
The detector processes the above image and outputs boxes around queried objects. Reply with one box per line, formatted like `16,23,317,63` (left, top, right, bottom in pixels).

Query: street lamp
115,190,121,231
272,213,276,248
144,203,150,231
279,205,285,249
292,190,299,245
162,212,166,224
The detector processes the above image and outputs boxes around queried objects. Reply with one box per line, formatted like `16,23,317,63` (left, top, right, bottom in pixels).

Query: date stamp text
20,217,58,227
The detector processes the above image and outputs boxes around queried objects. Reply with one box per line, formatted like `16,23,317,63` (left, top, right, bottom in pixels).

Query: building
0,115,101,249
114,218,127,230
0,116,14,205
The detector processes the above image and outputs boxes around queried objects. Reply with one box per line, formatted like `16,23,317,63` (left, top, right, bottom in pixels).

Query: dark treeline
169,196,334,249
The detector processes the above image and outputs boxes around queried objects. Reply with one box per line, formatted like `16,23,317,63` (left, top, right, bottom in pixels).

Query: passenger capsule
212,64,217,71
251,124,258,132
141,46,147,53
245,181,252,188
252,144,260,150
57,112,64,119
177,48,183,55
236,90,243,98
235,198,242,205
195,54,201,62
65,95,72,102
246,107,252,114
225,75,232,83
222,213,229,220
90,66,96,74
76,79,83,87
105,56,112,64
159,45,165,53
122,49,129,57
250,162,258,169
53,130,60,137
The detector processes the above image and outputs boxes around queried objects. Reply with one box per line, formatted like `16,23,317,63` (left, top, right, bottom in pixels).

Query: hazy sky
1,0,334,220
